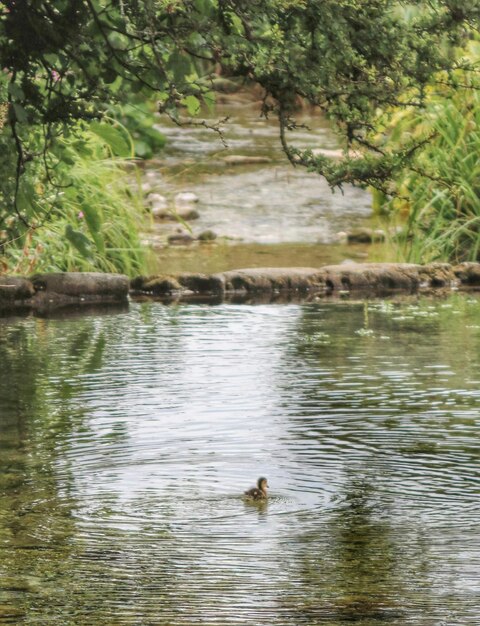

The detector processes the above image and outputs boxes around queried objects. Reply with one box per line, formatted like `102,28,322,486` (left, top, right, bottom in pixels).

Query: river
1,295,479,624
144,93,385,274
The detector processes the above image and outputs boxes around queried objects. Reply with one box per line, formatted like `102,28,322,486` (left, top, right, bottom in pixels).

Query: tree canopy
1,0,478,220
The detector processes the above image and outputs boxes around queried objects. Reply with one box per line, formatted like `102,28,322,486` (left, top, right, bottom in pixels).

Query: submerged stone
177,273,224,294
130,273,223,296
153,208,200,221
31,272,129,299
0,261,477,312
140,276,182,295
129,262,459,302
223,155,272,165
197,230,217,242
0,277,35,305
167,232,195,245
346,228,386,244
219,267,326,293
453,262,480,286
321,262,454,293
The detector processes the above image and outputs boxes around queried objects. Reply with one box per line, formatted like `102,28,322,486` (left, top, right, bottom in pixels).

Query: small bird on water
244,477,269,500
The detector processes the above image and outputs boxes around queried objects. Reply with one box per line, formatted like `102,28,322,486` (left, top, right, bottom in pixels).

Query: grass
2,122,154,276
384,41,480,263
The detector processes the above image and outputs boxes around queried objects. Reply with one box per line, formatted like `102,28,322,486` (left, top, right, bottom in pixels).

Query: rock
197,230,217,242
177,273,224,294
219,267,326,294
167,232,195,246
453,262,480,286
152,207,200,221
223,155,272,165
31,272,129,299
139,276,182,295
178,208,200,221
130,275,150,292
174,192,199,208
0,276,35,306
128,262,464,303
130,273,224,296
418,263,454,288
347,228,386,244
151,206,170,219
320,262,454,293
147,192,168,208
212,77,241,93
131,274,183,295
0,273,129,311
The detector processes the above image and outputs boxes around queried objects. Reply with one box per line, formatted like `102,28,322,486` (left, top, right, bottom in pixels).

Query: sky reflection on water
0,296,479,625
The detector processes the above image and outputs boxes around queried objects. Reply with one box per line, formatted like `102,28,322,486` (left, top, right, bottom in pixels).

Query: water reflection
0,296,479,624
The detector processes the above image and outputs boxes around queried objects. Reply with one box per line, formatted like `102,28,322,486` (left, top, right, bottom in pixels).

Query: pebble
175,192,199,207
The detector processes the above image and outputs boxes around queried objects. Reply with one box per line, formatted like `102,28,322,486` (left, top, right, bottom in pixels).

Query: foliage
398,92,480,262
2,1,479,196
376,40,480,263
1,122,150,275
0,0,479,271
114,101,166,159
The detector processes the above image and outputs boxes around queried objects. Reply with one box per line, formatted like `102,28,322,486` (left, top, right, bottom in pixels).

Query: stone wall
130,262,480,302
1,263,479,312
0,272,129,313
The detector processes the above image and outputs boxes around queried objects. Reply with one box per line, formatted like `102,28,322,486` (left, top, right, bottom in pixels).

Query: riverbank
1,262,480,313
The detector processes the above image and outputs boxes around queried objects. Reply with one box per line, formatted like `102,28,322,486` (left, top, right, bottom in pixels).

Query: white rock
147,193,168,209
151,206,169,219
175,192,199,208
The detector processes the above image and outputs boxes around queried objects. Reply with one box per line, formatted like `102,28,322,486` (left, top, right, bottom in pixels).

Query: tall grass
385,42,480,263
2,122,153,276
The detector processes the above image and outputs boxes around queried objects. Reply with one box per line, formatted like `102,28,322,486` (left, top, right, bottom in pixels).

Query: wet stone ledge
1,263,480,313
0,272,129,313
129,262,480,303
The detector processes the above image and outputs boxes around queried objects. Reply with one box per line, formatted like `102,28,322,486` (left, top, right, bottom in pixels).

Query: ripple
1,297,480,624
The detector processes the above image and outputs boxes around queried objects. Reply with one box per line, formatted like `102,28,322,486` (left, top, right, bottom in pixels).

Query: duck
244,477,269,500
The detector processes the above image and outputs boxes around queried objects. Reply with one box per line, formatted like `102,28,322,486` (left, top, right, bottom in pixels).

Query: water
144,96,377,270
1,295,480,625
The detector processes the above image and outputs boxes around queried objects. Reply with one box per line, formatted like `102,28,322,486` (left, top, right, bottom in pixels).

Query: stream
144,94,384,274
1,295,480,625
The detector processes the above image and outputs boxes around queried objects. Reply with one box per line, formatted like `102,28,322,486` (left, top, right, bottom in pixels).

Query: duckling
244,477,269,500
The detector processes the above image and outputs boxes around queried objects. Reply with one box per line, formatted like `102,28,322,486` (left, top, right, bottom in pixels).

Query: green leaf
16,181,36,215
193,0,214,16
143,127,166,149
12,103,28,123
167,51,192,85
182,95,201,116
133,139,151,158
8,83,25,100
65,225,93,259
102,67,118,84
203,90,216,114
90,121,130,157
81,204,105,254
